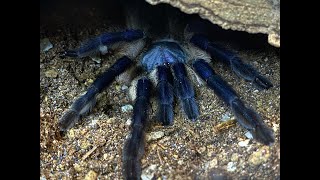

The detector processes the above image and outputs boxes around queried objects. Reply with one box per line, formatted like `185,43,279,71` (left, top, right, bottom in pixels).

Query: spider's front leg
122,77,152,180
58,56,134,131
58,34,146,131
192,59,274,145
190,34,273,90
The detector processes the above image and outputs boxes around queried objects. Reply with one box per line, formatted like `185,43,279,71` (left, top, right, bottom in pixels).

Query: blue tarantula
58,3,274,179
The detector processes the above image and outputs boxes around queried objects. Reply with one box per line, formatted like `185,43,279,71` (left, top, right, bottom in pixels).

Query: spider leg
190,34,273,90
123,77,152,180
63,30,144,58
58,56,134,131
172,62,199,120
193,59,274,145
156,65,174,125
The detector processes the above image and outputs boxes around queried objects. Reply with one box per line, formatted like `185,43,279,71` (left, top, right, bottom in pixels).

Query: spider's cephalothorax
58,5,275,179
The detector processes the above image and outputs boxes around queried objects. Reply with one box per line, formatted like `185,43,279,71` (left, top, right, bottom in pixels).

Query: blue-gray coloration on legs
190,34,273,90
172,63,199,120
58,56,133,131
141,41,187,72
123,77,152,180
193,59,274,145
58,16,276,179
156,65,174,125
64,30,144,58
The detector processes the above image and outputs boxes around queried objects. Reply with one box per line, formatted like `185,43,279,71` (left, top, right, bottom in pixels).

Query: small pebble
208,158,218,168
103,154,109,160
238,139,250,147
221,112,232,122
147,131,165,142
67,129,75,139
141,164,157,180
89,119,99,127
73,163,82,172
84,170,98,180
121,104,133,112
245,131,253,139
248,146,270,166
231,153,239,162
227,162,237,172
45,69,58,78
90,55,101,63
125,119,132,126
121,85,128,90
40,38,53,52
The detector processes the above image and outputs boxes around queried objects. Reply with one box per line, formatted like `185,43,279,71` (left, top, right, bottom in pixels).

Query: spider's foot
253,74,273,90
230,99,275,145
58,109,80,131
230,59,273,90
252,123,275,146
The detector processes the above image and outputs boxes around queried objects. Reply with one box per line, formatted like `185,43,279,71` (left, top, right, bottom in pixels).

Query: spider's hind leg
190,34,273,90
192,59,274,145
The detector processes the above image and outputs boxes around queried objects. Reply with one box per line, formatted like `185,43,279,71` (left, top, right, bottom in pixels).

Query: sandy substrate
40,23,280,179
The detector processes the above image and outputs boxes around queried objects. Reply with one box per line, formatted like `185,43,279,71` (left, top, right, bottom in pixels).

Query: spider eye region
141,41,187,72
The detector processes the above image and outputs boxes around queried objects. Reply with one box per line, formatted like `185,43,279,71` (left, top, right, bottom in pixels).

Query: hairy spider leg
58,56,134,131
123,77,152,180
141,41,199,121
156,65,174,125
172,62,200,120
193,59,274,145
190,34,273,90
64,30,144,58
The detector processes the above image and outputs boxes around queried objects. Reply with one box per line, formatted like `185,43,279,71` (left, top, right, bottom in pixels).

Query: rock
238,139,250,147
221,112,232,122
40,38,53,52
231,153,239,162
121,85,128,90
141,164,157,180
73,163,82,172
45,69,58,78
125,119,132,126
90,55,102,63
227,161,237,172
245,131,253,139
147,131,165,142
146,0,280,47
208,158,218,168
84,170,98,180
67,129,75,139
248,146,271,166
121,104,133,112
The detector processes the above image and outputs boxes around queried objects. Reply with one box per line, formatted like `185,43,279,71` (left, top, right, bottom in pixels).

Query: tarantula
58,3,274,179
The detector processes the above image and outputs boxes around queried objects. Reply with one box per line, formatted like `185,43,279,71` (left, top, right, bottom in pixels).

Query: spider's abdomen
141,41,187,72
